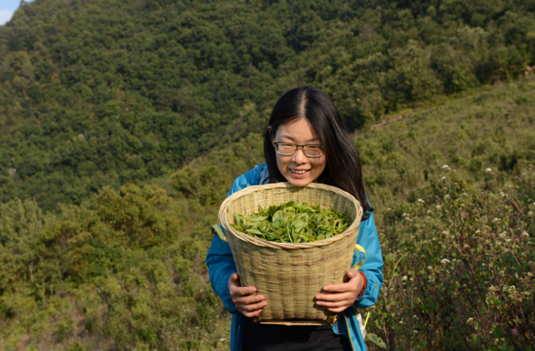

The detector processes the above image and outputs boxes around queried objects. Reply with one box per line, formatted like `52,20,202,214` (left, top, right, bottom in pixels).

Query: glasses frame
273,141,325,158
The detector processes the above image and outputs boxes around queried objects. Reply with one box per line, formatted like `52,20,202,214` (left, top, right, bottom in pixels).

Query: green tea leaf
231,201,350,243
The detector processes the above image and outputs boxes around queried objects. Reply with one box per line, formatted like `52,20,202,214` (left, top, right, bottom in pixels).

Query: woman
206,87,383,350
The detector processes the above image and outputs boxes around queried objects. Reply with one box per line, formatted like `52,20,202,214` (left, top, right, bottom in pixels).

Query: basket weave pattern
219,182,363,323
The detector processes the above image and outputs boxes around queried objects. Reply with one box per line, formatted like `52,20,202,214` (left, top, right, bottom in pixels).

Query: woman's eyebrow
279,135,321,142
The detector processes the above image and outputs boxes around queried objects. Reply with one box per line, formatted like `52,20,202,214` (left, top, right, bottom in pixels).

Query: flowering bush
365,165,535,350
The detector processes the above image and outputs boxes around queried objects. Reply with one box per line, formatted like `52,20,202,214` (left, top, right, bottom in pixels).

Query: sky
0,0,34,26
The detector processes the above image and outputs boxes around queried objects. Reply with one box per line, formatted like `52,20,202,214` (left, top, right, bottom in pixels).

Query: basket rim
218,182,363,249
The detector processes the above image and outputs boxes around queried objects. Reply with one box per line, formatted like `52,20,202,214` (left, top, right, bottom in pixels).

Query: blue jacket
206,164,384,351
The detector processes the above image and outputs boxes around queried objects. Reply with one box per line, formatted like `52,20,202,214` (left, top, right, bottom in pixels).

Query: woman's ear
267,126,274,146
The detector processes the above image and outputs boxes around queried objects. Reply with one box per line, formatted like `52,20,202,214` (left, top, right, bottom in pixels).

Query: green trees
0,1,534,348
1,74,534,350
1,0,534,210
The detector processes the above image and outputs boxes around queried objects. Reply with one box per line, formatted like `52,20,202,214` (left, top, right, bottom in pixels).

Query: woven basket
218,182,363,325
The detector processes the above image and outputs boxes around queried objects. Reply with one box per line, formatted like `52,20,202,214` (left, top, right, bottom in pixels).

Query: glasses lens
304,145,323,157
276,143,296,155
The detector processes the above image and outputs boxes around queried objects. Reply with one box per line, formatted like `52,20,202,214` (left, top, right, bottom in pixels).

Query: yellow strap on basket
212,224,228,243
352,244,367,270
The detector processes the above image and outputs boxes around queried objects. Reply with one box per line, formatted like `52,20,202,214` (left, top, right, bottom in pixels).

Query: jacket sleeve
206,231,238,314
353,212,384,308
205,165,266,315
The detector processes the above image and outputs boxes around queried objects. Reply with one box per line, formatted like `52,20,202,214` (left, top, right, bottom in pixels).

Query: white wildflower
441,259,451,264
481,263,486,266
506,239,512,242
417,199,425,203
413,330,418,333
436,205,442,209
493,218,500,222
402,276,408,281
427,266,433,270
485,168,492,173
522,232,529,237
442,165,450,169
444,194,450,199
440,176,446,181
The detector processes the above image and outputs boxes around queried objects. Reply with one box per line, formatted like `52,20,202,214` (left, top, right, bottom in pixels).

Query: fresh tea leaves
230,201,350,243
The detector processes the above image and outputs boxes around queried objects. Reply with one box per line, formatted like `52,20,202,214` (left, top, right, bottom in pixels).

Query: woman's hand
315,269,364,313
228,273,267,317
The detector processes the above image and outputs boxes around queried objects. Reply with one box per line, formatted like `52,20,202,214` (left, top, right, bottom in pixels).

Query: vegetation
1,74,534,349
229,201,350,243
1,0,535,349
355,78,535,350
1,0,535,210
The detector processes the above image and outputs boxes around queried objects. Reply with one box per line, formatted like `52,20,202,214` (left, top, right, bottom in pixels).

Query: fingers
345,269,358,280
320,303,352,313
322,283,354,293
236,293,266,305
228,273,268,317
230,285,258,297
322,270,361,293
239,306,264,318
228,273,260,297
236,299,268,317
316,296,354,313
315,270,362,313
315,292,355,313
315,291,355,303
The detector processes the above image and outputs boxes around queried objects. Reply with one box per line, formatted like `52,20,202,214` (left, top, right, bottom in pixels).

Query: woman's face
273,118,327,187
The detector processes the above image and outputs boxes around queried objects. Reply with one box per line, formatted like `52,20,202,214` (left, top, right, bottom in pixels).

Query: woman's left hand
315,269,364,313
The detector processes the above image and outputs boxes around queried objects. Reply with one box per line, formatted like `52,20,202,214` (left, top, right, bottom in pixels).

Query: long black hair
264,86,372,220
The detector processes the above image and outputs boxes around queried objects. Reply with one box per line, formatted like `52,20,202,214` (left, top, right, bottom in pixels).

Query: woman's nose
292,147,307,163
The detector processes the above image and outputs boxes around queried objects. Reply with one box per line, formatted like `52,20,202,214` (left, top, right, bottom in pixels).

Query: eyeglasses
273,141,325,157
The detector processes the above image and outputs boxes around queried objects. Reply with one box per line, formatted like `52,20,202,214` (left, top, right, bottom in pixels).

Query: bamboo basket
218,182,363,325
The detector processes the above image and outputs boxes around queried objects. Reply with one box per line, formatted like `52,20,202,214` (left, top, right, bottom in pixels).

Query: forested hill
1,0,535,211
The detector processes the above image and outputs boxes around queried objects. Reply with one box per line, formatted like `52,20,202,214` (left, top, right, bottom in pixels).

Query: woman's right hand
228,273,267,317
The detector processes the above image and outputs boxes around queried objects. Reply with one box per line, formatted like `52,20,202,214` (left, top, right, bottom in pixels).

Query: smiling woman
206,86,384,351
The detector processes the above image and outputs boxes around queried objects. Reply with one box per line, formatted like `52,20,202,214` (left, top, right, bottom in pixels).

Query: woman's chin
285,173,315,187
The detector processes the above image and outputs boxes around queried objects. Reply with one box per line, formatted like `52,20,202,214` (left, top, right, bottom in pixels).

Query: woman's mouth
290,169,310,176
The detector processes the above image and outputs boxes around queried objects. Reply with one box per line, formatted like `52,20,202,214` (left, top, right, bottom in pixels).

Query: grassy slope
0,78,534,350
357,78,535,349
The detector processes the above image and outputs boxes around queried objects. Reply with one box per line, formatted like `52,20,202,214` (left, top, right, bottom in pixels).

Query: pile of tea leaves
231,201,350,243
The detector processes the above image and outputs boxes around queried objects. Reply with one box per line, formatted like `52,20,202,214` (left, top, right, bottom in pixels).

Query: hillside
1,76,534,350
1,0,535,210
